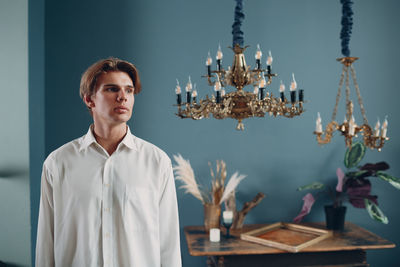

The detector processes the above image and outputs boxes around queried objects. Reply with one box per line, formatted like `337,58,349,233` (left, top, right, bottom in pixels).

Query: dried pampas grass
173,155,246,205
172,154,204,203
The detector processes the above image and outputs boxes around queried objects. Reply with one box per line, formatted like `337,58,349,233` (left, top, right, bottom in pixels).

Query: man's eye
107,87,119,92
126,88,134,94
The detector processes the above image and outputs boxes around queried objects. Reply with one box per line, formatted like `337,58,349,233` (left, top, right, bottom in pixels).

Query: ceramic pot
324,205,347,231
203,203,221,232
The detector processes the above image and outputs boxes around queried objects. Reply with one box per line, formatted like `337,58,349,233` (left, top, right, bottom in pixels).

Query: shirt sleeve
159,160,182,267
35,161,55,267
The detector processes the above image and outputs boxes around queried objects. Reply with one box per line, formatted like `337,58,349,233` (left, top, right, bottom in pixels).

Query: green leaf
376,171,400,190
297,182,325,191
344,142,366,169
365,199,388,224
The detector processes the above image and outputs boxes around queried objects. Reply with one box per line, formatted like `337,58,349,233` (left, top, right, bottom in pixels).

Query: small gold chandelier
173,0,305,130
314,0,389,151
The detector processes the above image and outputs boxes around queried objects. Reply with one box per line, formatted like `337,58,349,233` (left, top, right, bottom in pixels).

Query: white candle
185,76,192,92
223,211,233,223
279,80,285,93
216,44,223,60
316,112,323,133
192,89,198,98
381,116,388,138
255,44,262,60
259,73,266,88
210,228,220,242
267,50,273,66
214,81,221,91
175,79,181,94
206,51,212,66
253,85,259,94
221,88,226,96
290,73,297,91
349,115,356,136
374,119,380,137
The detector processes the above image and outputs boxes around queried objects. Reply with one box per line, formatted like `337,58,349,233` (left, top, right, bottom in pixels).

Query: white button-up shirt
36,127,181,267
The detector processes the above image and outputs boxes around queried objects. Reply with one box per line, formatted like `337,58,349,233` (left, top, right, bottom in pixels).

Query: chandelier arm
350,65,369,125
315,121,339,144
332,64,346,121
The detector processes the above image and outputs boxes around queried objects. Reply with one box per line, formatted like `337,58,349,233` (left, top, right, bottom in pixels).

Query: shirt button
104,183,110,187
105,233,110,238
104,208,110,212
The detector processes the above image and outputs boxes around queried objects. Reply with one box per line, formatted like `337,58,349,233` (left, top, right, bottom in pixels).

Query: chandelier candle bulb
290,73,297,103
253,85,259,95
255,44,262,70
186,76,192,103
267,50,273,74
381,117,388,138
221,88,226,97
175,80,182,105
259,74,266,100
192,88,198,104
216,44,223,71
279,81,286,102
206,52,212,76
349,116,356,136
374,119,381,137
214,80,221,103
316,112,323,133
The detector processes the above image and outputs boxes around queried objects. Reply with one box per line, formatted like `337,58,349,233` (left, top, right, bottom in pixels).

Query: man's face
85,71,135,127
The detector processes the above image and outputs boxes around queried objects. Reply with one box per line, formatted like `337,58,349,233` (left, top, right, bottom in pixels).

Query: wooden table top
184,222,396,256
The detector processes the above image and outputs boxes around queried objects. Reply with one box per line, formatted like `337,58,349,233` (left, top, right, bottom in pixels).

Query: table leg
206,256,225,267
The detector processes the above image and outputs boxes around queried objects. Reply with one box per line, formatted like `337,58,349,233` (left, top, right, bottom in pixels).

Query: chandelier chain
345,66,352,121
332,64,346,122
350,65,369,125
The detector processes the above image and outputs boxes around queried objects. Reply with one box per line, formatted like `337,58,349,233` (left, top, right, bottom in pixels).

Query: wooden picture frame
240,222,332,253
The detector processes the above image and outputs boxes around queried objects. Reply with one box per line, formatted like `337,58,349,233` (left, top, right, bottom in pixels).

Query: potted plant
294,142,400,230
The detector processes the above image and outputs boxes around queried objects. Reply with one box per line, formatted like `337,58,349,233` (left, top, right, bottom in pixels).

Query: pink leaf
336,167,345,192
293,193,315,223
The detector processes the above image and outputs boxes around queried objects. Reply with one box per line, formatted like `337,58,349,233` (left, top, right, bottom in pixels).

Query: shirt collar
79,125,137,152
79,125,97,151
120,126,137,151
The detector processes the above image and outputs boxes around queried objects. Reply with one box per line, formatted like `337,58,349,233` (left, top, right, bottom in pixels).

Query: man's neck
92,123,127,155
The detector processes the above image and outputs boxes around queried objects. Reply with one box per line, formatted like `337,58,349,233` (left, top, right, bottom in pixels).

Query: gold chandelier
313,0,389,151
314,57,388,151
173,0,305,130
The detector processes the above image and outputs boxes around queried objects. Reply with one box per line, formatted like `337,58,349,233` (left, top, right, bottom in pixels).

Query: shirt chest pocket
124,187,158,232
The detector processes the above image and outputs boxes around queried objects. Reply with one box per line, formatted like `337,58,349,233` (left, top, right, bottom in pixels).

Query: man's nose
117,90,127,101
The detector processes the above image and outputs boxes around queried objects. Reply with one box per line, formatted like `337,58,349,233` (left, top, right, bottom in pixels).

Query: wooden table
184,222,395,267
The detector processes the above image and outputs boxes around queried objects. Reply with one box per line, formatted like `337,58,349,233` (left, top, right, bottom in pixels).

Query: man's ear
84,94,95,109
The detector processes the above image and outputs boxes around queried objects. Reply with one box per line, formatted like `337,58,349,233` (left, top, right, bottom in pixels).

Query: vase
324,205,347,231
203,203,221,232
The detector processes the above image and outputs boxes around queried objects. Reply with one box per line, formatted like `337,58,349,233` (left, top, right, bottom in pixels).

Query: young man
36,58,182,267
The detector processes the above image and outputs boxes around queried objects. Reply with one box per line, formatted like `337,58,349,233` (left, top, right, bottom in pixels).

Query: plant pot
324,205,347,231
203,203,221,232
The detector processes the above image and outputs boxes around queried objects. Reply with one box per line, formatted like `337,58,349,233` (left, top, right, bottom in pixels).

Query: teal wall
29,0,45,265
28,0,400,266
0,0,31,266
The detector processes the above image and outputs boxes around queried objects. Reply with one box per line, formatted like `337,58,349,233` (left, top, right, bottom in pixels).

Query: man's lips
114,106,129,113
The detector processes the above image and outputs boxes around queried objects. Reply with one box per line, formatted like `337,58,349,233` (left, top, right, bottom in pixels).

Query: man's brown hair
80,57,142,99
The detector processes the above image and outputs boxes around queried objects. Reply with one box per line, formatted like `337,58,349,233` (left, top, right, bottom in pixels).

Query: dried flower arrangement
172,154,246,205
